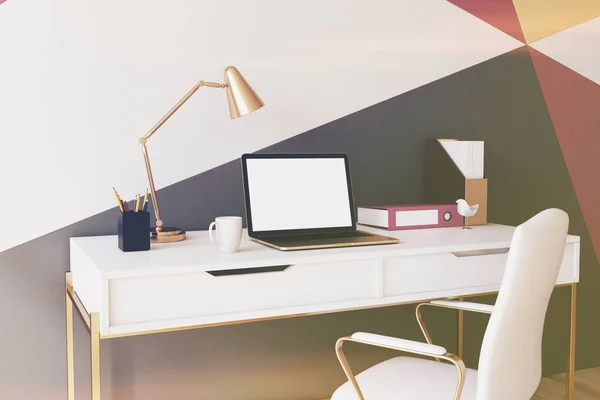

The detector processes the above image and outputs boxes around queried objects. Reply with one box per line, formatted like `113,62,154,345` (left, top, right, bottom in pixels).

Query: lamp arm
141,80,226,142
141,143,161,225
139,80,227,231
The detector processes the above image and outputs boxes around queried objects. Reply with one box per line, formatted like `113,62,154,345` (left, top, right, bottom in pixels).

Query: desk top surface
70,224,580,279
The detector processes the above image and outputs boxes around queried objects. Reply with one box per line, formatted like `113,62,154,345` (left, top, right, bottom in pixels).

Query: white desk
66,224,580,400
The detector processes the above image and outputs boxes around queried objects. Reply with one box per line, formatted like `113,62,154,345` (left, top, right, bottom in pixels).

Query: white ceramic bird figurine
456,199,479,229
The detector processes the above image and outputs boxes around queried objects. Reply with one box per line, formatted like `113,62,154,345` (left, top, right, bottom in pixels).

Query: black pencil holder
118,211,150,252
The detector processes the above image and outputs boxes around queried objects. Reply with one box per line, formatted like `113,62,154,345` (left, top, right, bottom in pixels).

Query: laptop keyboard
254,231,385,249
265,231,373,244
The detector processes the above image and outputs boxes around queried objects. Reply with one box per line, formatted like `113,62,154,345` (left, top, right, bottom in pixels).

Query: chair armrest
336,333,466,400
429,300,494,314
350,332,447,356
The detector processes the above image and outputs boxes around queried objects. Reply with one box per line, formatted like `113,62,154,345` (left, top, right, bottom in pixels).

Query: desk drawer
108,259,379,327
383,251,508,296
383,242,577,297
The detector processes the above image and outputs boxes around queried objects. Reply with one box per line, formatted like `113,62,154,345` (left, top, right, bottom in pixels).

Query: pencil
142,189,149,212
113,187,124,213
124,201,129,212
135,194,140,212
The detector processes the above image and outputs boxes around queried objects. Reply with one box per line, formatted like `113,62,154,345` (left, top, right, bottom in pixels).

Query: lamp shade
224,66,264,119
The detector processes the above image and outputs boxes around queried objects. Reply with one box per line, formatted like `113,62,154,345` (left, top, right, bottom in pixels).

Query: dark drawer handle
451,248,510,258
207,265,292,277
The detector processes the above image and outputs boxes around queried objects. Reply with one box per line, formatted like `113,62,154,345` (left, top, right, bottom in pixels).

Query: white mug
209,216,243,253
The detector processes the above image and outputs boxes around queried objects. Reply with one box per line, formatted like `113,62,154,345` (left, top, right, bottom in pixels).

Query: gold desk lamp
139,66,264,243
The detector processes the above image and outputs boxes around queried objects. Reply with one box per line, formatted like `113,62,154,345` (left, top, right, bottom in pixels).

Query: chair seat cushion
331,356,478,400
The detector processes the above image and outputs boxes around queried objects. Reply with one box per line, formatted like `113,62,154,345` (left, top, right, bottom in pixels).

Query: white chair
332,208,569,400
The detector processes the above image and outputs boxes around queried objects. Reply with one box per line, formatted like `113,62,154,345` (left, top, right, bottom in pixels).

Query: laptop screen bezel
241,153,357,238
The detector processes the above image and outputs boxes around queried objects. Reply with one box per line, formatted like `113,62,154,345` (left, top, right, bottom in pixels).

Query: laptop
241,153,400,251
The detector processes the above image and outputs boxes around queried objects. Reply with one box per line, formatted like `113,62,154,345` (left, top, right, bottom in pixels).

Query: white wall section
531,16,600,85
0,0,521,252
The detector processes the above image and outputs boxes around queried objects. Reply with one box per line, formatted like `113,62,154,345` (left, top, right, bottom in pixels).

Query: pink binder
357,204,462,230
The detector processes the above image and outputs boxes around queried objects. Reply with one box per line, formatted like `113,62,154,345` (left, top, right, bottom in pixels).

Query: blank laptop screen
245,157,353,232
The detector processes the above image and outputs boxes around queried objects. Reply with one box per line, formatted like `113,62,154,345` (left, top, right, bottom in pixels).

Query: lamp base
150,227,187,243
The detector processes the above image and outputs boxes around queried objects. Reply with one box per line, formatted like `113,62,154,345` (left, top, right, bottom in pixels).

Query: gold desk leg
66,273,75,400
458,297,464,359
90,313,101,400
566,283,577,400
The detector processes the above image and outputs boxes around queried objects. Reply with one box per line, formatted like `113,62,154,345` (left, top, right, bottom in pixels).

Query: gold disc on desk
150,227,187,243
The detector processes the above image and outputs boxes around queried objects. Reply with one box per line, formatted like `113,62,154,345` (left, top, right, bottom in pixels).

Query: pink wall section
529,46,600,266
448,0,526,43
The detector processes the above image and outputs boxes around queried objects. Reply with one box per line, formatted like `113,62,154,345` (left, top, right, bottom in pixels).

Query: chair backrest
476,209,569,400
